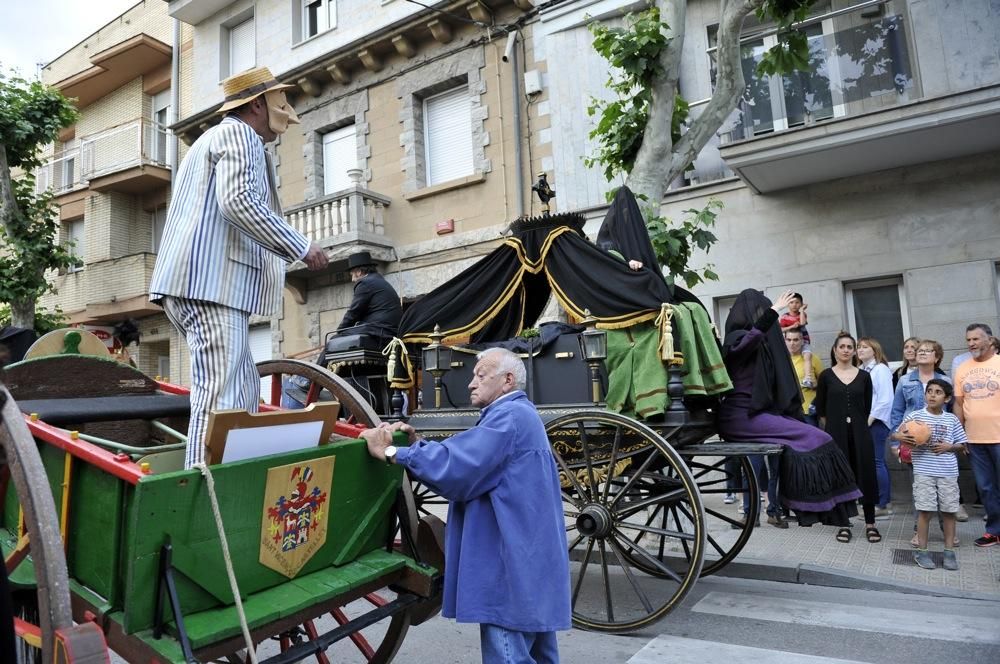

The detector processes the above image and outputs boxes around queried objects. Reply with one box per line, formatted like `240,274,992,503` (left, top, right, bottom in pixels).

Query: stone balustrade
284,169,390,244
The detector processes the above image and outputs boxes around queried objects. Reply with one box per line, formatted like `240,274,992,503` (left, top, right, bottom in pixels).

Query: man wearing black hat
336,252,402,340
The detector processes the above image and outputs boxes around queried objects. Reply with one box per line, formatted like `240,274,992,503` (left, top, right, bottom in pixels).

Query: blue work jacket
395,391,572,632
889,368,951,432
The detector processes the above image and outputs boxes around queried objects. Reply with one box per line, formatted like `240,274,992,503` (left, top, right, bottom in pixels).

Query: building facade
167,0,548,365
538,0,1000,366
36,0,190,380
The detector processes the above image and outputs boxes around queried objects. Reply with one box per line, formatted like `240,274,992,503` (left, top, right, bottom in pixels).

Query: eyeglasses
916,349,935,354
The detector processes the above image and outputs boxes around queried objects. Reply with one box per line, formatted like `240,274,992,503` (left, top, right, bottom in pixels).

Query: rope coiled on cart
196,462,259,663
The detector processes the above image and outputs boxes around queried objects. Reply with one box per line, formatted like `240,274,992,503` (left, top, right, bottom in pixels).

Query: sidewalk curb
713,556,1000,602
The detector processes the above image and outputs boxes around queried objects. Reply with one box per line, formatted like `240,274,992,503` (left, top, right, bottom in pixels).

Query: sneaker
913,549,936,569
942,549,959,571
767,515,789,529
737,504,745,515
974,533,1000,548
955,505,969,522
723,493,736,504
873,507,893,519
801,378,815,389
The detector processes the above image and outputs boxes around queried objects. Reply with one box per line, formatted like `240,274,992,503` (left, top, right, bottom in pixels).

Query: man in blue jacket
150,66,328,467
362,347,571,663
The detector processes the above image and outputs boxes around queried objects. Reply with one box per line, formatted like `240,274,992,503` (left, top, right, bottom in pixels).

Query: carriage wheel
254,359,421,663
0,386,107,663
545,411,705,634
256,359,381,426
621,456,760,578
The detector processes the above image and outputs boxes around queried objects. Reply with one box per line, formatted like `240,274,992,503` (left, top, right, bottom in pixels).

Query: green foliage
0,72,80,324
0,302,67,335
517,327,540,339
585,8,688,182
0,72,79,170
755,1,817,76
644,198,722,289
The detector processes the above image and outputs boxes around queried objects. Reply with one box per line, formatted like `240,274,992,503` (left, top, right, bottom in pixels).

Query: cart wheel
255,361,417,663
621,456,760,578
256,359,381,426
0,385,108,663
546,411,705,634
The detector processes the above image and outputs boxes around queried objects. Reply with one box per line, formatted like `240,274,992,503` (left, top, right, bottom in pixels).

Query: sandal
865,526,882,543
836,527,852,543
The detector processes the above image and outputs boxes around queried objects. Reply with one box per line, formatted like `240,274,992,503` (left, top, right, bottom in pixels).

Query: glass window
423,86,473,186
65,219,85,272
152,207,167,253
303,0,336,39
229,17,255,76
846,278,909,361
714,295,737,330
322,124,358,194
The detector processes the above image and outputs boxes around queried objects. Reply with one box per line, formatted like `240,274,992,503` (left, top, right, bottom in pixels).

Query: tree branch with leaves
0,72,80,329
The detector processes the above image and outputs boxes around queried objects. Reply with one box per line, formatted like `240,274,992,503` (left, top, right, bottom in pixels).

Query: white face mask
263,89,299,135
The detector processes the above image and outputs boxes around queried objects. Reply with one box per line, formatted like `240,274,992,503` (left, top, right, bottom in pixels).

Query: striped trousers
163,297,260,468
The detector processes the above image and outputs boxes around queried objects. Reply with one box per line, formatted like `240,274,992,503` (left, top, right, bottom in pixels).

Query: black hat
347,251,377,270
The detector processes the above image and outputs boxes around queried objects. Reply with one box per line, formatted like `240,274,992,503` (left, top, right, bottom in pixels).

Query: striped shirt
149,116,310,315
901,408,968,477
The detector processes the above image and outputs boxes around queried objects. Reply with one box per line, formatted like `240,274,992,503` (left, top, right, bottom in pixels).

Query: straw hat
217,66,295,114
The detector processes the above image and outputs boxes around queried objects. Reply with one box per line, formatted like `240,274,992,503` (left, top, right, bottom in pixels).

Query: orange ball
900,420,932,446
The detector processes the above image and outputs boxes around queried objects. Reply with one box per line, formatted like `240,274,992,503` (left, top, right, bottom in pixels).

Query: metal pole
510,31,525,218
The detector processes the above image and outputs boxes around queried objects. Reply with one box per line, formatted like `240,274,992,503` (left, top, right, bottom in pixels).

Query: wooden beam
391,35,416,58
297,76,322,98
325,62,351,85
466,1,491,24
358,48,383,73
427,19,453,44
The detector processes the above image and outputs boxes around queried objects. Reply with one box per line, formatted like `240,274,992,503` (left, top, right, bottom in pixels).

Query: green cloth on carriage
604,303,732,420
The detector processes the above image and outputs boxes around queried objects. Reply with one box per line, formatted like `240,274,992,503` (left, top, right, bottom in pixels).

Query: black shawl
723,289,804,419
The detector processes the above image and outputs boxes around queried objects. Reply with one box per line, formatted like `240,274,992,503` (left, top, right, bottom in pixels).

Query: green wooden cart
0,353,442,663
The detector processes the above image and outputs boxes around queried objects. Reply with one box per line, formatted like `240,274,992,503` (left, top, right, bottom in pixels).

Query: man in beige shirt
952,323,1000,547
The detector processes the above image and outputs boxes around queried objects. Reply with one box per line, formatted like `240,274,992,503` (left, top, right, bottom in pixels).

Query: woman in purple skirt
717,289,862,529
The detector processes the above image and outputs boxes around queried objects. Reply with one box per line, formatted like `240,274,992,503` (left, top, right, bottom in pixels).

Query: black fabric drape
597,186,660,279
723,289,804,418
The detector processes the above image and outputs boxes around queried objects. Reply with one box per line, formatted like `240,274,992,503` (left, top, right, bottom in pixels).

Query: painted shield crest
260,457,335,578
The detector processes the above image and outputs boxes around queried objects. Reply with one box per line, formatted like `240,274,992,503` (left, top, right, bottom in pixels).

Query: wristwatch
384,446,398,465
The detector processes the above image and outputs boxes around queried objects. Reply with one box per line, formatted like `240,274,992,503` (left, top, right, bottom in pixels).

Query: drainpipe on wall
506,30,525,218
170,18,181,178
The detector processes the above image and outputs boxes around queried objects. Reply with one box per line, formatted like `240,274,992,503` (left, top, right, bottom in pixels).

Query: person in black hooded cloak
718,288,862,529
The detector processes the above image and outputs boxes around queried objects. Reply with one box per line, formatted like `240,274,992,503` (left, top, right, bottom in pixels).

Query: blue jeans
968,443,1000,536
743,454,781,517
480,624,559,664
870,420,891,508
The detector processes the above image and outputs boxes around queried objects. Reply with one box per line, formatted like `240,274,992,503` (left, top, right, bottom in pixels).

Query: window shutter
230,18,255,75
322,125,359,194
424,86,473,186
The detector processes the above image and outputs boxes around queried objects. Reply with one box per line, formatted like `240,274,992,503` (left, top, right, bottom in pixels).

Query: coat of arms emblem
259,457,335,578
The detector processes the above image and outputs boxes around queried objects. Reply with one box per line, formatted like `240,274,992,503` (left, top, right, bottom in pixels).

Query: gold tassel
655,303,674,361
382,337,406,383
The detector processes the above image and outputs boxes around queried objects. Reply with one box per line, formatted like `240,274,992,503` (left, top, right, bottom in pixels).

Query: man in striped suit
150,67,328,468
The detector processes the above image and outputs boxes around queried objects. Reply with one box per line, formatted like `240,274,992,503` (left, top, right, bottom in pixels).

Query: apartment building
538,0,1000,365
166,0,546,361
36,0,188,379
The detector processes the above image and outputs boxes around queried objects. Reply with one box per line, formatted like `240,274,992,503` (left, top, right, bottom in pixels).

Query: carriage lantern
422,324,453,409
578,310,606,404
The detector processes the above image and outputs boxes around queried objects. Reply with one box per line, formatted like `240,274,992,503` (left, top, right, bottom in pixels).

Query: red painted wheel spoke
269,372,283,407
331,607,375,659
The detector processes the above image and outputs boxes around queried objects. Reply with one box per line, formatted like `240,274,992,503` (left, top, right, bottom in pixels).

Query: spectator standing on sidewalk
814,332,881,544
779,293,816,389
953,323,1000,548
857,337,895,517
785,328,823,427
893,379,968,570
893,337,921,389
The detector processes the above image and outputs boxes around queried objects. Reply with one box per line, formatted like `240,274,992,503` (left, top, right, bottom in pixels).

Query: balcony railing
35,118,170,194
718,14,915,145
284,170,391,243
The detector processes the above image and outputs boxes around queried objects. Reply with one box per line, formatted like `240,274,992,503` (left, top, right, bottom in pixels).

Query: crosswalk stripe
691,591,1000,645
627,635,866,663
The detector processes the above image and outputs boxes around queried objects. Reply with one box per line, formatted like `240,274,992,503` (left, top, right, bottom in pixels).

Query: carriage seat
323,333,385,354
15,393,191,426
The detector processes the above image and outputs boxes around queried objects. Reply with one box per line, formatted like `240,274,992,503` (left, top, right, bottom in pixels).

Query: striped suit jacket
149,116,310,316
